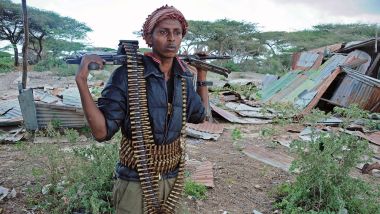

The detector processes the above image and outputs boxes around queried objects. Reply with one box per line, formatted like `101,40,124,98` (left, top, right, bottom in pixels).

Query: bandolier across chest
118,40,187,214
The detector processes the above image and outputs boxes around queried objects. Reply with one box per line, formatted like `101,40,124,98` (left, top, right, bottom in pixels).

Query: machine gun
65,40,232,77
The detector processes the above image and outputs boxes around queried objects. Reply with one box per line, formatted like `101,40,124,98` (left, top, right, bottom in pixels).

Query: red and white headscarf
142,5,188,47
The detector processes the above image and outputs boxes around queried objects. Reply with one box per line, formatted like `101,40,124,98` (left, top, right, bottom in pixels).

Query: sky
5,0,380,49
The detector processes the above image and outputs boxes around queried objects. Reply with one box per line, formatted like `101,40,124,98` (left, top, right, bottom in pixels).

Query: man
75,5,207,214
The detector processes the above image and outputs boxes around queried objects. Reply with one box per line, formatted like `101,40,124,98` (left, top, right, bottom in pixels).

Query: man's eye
175,31,182,36
160,30,168,35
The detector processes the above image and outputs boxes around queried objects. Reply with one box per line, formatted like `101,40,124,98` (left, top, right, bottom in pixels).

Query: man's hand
75,54,105,83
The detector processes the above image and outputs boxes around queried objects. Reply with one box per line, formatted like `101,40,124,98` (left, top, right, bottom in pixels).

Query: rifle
65,40,232,77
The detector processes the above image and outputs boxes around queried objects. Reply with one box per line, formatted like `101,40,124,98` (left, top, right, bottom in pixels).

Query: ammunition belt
120,40,187,214
120,137,182,174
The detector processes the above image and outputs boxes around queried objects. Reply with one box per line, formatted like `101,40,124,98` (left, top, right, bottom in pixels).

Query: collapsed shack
260,37,380,114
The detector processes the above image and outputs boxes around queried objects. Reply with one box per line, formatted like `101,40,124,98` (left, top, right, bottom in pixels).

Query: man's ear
146,34,153,46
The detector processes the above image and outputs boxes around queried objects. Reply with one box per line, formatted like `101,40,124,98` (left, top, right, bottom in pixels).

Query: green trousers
112,177,182,214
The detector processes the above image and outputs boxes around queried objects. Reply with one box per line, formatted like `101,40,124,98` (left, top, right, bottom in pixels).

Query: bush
28,141,119,213
33,56,77,76
275,132,380,213
0,51,14,73
222,60,241,72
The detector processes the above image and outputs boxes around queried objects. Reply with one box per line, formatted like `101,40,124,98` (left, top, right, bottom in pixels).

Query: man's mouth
166,45,177,51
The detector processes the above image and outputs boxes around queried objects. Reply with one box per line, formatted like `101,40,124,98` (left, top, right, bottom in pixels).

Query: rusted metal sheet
186,121,224,140
327,68,380,112
291,52,323,71
190,161,214,188
344,130,380,146
35,102,86,128
263,54,348,111
338,38,380,53
187,121,224,134
343,50,371,74
309,43,343,54
243,145,294,171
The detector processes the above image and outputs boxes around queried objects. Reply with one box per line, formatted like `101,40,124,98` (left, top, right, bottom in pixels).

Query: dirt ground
0,71,376,214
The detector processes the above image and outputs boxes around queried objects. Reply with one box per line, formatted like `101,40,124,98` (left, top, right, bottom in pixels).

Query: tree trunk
12,43,19,66
37,35,44,61
21,0,29,89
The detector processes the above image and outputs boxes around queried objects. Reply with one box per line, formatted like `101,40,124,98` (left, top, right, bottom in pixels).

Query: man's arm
75,54,107,140
195,68,210,120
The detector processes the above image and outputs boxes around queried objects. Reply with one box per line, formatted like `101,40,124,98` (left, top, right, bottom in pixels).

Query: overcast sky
6,0,380,49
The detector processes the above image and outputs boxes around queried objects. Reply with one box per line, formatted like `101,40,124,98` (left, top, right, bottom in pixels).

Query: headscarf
142,5,188,47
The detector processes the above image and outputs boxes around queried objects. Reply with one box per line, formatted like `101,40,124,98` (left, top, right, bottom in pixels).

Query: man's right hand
75,54,105,83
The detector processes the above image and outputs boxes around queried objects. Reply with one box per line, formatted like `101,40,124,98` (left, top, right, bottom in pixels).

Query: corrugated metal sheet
328,67,380,112
261,54,348,109
243,145,294,171
343,50,371,74
34,90,60,104
186,121,224,134
291,52,323,71
190,161,214,188
210,103,271,124
224,102,275,119
338,38,380,53
260,71,300,102
62,88,82,107
0,99,22,126
35,102,86,128
310,43,343,53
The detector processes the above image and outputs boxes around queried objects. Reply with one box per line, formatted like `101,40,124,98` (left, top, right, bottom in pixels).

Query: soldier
75,5,207,214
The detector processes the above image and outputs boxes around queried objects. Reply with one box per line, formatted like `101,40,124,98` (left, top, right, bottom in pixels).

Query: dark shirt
97,54,205,180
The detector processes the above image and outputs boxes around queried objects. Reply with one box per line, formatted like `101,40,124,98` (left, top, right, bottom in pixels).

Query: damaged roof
259,37,380,113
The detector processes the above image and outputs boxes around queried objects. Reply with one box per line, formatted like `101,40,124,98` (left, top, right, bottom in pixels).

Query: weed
260,126,277,138
64,128,79,144
231,127,243,141
14,141,27,151
226,84,259,100
264,102,301,126
45,122,61,139
184,179,208,200
51,119,62,129
334,104,379,130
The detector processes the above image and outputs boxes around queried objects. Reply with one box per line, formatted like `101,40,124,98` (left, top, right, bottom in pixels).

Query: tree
27,7,92,62
21,0,29,88
184,19,261,60
0,0,92,65
0,0,23,66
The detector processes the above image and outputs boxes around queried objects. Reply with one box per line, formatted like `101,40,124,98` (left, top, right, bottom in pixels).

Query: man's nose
167,32,174,41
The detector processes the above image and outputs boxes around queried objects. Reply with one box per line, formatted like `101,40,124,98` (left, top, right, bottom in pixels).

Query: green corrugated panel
306,69,321,79
282,79,316,103
260,71,300,101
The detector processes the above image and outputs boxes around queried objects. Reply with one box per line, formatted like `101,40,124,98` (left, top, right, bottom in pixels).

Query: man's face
147,19,183,59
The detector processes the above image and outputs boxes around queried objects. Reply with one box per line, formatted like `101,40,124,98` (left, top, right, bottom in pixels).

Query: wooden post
21,0,29,89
